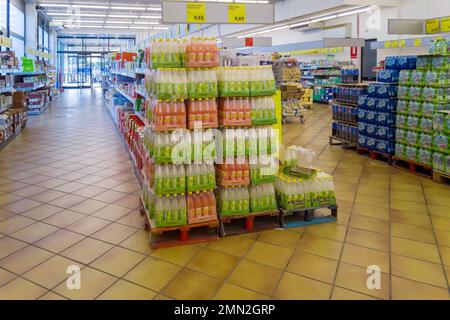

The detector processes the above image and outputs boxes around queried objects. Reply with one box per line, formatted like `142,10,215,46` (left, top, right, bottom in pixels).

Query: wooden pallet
392,156,432,179
279,204,338,228
432,170,450,184
357,147,393,165
219,209,280,237
329,136,357,148
140,198,219,249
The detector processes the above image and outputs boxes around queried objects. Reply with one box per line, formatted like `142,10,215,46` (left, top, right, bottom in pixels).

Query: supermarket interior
0,0,450,301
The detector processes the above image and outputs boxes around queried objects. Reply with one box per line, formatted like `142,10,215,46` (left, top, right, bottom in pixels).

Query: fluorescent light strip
110,6,146,11
72,5,109,9
153,27,169,30
133,21,159,25
105,20,132,24
40,3,70,7
108,14,138,18
147,7,162,11
104,25,129,29
139,15,162,19
336,6,371,17
310,14,336,24
48,13,107,17
129,26,153,29
53,19,105,23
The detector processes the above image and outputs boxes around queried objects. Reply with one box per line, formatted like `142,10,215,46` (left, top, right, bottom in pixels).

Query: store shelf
113,86,136,104
111,70,136,79
333,119,358,126
0,104,13,114
11,71,45,76
135,89,147,99
0,125,25,152
0,68,19,74
0,86,13,94
134,111,150,127
15,84,46,91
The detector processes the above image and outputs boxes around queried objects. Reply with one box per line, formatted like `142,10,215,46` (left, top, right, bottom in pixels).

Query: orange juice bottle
163,101,171,127
237,98,244,121
201,192,210,216
194,194,202,218
209,192,217,216
230,98,237,122
236,163,242,183
244,98,251,121
203,99,211,124
155,100,163,126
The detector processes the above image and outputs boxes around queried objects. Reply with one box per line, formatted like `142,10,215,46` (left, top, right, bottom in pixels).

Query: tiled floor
0,89,449,300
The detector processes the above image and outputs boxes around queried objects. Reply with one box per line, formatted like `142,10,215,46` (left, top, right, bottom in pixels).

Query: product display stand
279,204,338,228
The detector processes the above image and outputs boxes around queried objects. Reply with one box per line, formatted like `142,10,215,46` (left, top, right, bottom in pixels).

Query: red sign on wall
245,37,254,47
350,47,358,59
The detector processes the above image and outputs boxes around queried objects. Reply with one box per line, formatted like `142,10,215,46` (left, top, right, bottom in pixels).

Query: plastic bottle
187,194,195,219
201,192,209,216
194,193,202,218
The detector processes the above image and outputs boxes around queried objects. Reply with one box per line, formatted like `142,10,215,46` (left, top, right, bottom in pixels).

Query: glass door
62,53,102,88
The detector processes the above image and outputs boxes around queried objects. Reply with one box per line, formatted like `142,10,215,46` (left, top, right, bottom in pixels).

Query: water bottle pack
221,127,277,158
151,164,186,195
143,188,187,227
367,83,398,99
217,66,276,97
147,99,187,131
186,164,216,193
217,160,250,187
146,68,189,100
250,97,277,125
332,104,358,123
334,85,368,105
218,97,252,127
275,172,336,210
218,187,250,216
249,184,277,213
250,158,277,185
187,69,218,99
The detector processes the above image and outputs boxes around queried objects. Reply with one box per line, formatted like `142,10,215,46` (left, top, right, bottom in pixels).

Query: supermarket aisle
0,90,449,300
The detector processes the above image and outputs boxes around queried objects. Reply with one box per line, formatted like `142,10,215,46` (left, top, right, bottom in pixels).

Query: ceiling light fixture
110,6,146,11
108,14,139,18
39,3,70,7
133,21,159,25
309,14,337,23
48,12,107,17
139,15,162,19
103,25,129,29
105,20,132,24
72,5,110,9
147,7,162,11
336,6,371,17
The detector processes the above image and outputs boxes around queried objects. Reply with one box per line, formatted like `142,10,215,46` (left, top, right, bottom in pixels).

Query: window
12,37,24,58
44,31,49,50
0,0,6,31
10,4,25,37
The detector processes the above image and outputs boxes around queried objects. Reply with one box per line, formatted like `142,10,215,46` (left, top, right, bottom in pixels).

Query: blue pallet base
282,215,337,228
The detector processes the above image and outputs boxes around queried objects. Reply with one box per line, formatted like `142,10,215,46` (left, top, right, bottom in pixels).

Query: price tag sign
414,38,422,47
399,40,406,48
425,18,440,34
384,41,391,49
186,2,206,23
392,40,399,48
228,4,246,24
441,16,450,32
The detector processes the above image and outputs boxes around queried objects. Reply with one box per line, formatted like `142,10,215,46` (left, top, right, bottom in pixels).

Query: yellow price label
186,2,206,23
414,38,422,47
392,40,399,48
441,16,450,32
425,18,440,34
399,39,406,48
228,4,246,24
384,41,391,49
0,36,12,47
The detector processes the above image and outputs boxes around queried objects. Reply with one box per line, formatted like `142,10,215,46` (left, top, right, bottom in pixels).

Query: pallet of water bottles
357,146,393,164
392,156,433,178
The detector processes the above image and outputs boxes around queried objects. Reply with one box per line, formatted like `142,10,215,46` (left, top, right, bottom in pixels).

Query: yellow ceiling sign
384,41,391,49
228,4,246,24
425,18,440,34
399,39,406,48
186,2,206,24
392,40,399,48
413,38,422,47
441,16,450,32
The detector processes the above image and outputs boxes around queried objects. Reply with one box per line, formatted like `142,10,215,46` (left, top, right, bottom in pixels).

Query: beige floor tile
66,216,111,236
53,182,86,193
23,255,82,289
391,254,447,288
119,229,152,255
207,234,255,258
72,185,108,198
92,204,133,221
3,199,43,214
0,277,47,300
390,181,423,193
91,223,137,245
391,223,436,243
0,181,30,193
0,208,13,222
428,204,450,219
228,259,283,295
305,223,347,241
116,211,145,229
432,216,450,232
38,291,67,300
391,276,450,300
352,203,389,221
151,244,203,267
274,272,332,300
0,236,28,259
49,194,87,209
391,237,441,264
213,283,270,300
97,280,156,300
441,246,450,267
0,245,54,274
91,246,145,277
341,243,389,272
162,269,221,300
0,193,22,207
36,178,68,189
74,175,105,185
287,251,338,283
335,263,389,299
0,267,16,286
35,229,85,253
113,194,140,209
356,185,389,198
391,210,432,228
21,204,64,220
345,227,389,251
10,222,58,243
435,230,450,248
355,194,389,208
92,190,128,203
43,210,86,228
298,233,343,260
0,215,36,234
257,229,301,248
124,257,181,291
188,248,239,279
112,182,141,193
69,199,109,215
391,199,428,215
245,241,293,269
54,266,118,300
331,287,379,300
349,215,390,234
60,237,113,264
12,185,48,198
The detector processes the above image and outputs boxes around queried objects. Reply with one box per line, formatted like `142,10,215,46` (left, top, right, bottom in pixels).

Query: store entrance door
62,53,104,89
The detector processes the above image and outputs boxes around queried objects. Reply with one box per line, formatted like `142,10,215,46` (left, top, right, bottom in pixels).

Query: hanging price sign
413,38,422,47
186,2,206,23
384,41,391,49
425,18,440,34
0,36,12,47
392,40,399,48
399,39,406,48
228,4,246,24
441,16,450,32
